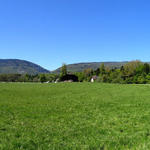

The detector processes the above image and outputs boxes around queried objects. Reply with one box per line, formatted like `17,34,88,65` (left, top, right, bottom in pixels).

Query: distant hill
52,62,128,73
0,59,49,74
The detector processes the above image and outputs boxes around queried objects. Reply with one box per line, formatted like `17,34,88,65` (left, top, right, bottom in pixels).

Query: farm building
91,75,98,82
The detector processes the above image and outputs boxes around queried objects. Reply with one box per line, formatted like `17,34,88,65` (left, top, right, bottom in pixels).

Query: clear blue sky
1,0,150,70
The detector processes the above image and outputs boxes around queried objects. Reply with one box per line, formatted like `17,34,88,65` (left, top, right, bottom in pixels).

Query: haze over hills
0,59,50,74
52,62,128,73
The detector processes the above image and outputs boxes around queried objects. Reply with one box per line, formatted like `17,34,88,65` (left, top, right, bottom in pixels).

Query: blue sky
1,0,150,70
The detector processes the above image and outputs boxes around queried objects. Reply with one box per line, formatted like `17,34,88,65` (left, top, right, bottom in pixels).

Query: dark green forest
75,60,150,84
1,60,150,84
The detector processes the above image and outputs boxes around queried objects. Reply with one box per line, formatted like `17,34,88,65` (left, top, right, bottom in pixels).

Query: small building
91,75,98,82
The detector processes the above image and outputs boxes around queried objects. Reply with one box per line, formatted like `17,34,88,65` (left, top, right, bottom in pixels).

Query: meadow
1,83,150,149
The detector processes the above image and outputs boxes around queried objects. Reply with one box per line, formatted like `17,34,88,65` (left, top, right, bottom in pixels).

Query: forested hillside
0,59,49,74
53,62,128,73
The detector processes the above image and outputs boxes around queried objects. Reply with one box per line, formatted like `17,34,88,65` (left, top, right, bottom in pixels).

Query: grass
1,83,150,149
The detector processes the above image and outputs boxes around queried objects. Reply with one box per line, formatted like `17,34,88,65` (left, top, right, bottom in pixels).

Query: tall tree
100,63,105,74
124,60,143,76
83,68,93,77
143,63,150,74
61,63,67,76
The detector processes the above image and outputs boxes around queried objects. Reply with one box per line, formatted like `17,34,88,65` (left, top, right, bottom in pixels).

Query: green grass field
1,83,150,149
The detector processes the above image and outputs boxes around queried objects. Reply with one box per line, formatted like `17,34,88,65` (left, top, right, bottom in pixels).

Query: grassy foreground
1,83,150,149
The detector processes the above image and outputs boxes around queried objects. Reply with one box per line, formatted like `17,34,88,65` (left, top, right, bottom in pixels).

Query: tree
83,68,93,77
75,72,85,82
95,68,100,75
61,63,67,76
100,63,105,74
40,74,46,83
143,63,150,74
60,74,78,82
83,68,93,81
120,66,124,72
124,60,143,76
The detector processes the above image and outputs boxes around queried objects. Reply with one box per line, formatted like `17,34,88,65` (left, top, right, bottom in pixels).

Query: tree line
0,73,59,83
75,60,150,84
1,60,150,84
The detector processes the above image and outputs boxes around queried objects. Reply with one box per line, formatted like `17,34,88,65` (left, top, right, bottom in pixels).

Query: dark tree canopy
60,74,78,82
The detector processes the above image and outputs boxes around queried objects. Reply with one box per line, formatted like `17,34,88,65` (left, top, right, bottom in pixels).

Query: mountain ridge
52,61,129,73
0,59,49,74
1,59,149,74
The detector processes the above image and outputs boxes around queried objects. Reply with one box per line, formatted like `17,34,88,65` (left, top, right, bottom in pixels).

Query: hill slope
0,59,49,74
52,62,128,73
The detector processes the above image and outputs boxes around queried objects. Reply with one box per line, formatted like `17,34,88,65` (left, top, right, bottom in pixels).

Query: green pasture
0,83,150,149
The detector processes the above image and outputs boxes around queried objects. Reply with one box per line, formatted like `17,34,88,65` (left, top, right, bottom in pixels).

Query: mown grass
1,83,150,149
